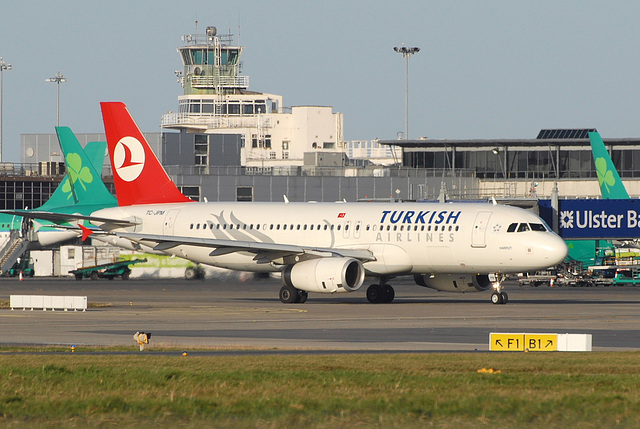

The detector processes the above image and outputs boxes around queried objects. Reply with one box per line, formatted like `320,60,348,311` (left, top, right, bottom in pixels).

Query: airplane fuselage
91,201,568,276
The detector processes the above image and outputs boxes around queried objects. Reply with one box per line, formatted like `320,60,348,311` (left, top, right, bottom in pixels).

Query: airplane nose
542,233,569,266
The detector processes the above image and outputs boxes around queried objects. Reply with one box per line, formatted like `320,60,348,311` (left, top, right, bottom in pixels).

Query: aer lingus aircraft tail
589,131,629,199
51,126,117,208
100,102,192,206
565,132,629,268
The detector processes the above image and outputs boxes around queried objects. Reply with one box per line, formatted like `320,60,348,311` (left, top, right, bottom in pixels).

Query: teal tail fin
39,127,117,210
589,131,629,199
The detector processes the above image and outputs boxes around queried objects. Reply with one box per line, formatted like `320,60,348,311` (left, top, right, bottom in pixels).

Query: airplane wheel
279,285,299,304
296,290,308,304
185,267,196,280
491,292,503,305
383,285,395,303
366,284,382,303
500,292,509,304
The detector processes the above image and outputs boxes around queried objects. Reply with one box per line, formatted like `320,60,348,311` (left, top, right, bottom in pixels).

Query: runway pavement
1,275,639,351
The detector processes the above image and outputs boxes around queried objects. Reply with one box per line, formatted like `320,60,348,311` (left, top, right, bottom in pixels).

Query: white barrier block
74,296,88,311
31,296,44,309
557,334,592,351
9,295,88,311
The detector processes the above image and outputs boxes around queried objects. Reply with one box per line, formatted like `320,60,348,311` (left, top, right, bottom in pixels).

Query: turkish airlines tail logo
114,136,145,182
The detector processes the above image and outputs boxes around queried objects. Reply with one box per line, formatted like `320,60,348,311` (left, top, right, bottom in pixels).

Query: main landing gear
279,284,308,304
491,274,508,305
366,283,395,303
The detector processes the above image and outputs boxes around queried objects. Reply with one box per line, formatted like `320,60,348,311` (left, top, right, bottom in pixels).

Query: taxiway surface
1,276,638,351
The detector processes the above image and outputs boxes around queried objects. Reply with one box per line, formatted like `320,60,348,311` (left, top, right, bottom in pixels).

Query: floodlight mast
393,45,420,140
45,71,67,127
0,57,12,162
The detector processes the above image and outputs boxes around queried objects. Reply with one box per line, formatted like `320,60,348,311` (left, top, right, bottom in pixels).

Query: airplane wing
0,210,138,227
116,232,376,263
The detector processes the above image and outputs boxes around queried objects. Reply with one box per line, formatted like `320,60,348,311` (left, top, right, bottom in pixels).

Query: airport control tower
161,25,344,168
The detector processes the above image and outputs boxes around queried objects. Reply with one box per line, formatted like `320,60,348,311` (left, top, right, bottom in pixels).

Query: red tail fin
100,102,192,206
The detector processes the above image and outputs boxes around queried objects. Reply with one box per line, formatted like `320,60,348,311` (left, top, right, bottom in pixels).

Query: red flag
337,213,346,218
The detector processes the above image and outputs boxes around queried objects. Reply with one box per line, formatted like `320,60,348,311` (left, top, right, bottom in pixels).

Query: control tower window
255,102,266,114
222,49,239,65
181,51,192,65
243,104,254,115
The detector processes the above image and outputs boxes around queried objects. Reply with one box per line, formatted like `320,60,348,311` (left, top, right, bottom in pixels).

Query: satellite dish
206,26,217,37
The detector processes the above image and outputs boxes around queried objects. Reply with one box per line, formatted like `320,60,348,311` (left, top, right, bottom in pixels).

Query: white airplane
58,102,571,304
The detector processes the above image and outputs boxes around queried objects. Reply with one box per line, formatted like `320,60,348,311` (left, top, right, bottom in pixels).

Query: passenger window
507,223,518,233
190,224,194,229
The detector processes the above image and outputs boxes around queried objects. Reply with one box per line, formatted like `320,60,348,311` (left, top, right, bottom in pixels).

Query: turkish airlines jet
85,102,567,304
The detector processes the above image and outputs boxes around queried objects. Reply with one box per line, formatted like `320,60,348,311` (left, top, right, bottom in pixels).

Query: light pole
0,57,12,163
393,45,420,140
46,71,67,126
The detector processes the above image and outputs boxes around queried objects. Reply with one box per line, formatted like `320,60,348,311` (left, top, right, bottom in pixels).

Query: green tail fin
40,127,117,210
589,131,629,199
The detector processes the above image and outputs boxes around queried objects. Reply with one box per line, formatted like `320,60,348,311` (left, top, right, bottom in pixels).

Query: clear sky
1,1,639,162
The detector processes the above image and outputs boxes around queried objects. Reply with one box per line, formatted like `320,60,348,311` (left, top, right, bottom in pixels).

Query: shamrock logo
62,153,94,197
595,157,616,195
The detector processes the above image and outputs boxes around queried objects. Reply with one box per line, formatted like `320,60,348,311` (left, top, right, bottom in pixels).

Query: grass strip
0,351,639,428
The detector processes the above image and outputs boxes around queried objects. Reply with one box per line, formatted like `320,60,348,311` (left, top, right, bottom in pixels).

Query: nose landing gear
491,274,508,305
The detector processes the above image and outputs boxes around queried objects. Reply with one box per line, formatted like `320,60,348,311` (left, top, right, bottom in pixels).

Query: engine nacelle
283,257,365,294
414,273,492,293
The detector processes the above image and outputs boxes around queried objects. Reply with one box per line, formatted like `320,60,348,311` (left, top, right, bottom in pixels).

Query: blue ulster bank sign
539,199,640,239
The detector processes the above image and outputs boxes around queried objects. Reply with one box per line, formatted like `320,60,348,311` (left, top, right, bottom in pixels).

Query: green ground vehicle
5,257,35,277
69,259,147,280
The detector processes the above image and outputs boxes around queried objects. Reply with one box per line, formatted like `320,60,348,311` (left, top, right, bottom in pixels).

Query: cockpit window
507,223,518,233
529,223,547,232
517,223,531,232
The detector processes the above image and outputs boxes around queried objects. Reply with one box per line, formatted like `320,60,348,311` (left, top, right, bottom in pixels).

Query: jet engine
414,273,492,293
283,257,365,294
